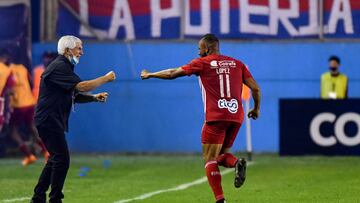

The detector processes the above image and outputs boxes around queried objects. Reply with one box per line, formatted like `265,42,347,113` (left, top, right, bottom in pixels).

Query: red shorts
10,105,35,126
201,121,242,148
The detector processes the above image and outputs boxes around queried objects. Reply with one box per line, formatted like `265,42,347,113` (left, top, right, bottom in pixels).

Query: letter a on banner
326,0,354,34
108,0,135,40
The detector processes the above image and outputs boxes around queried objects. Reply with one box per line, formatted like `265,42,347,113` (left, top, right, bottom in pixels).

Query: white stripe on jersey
226,74,231,98
198,77,206,113
219,74,224,98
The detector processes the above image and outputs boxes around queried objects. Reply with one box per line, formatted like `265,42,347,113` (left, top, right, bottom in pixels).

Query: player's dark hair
201,34,219,49
328,55,340,64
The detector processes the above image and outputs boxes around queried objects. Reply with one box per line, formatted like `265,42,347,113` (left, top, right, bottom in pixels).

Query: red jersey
182,54,253,123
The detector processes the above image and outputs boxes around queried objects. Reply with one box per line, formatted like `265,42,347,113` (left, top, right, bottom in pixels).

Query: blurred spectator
321,55,348,99
32,51,57,101
0,49,14,132
9,62,49,165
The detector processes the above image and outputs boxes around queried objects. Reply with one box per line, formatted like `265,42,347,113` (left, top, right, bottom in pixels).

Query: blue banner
280,99,360,156
57,0,360,40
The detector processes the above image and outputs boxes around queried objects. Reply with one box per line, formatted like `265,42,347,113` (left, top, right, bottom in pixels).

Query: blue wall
32,42,360,153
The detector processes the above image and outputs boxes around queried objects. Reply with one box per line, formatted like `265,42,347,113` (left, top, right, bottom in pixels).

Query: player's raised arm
76,71,116,92
244,77,261,120
141,67,186,80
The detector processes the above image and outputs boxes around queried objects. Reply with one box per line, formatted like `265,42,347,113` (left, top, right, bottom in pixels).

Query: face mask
329,66,338,72
71,56,79,65
68,50,79,65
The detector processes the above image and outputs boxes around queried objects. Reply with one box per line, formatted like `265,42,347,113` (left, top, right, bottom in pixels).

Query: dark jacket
35,55,81,132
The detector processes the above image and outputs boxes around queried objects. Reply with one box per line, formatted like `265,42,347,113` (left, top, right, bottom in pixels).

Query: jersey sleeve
242,64,253,80
46,65,81,91
181,58,203,76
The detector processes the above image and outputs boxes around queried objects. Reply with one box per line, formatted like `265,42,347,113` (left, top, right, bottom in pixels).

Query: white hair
57,35,82,55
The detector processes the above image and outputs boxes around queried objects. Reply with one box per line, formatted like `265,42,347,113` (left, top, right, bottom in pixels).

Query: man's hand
247,108,259,120
105,71,116,82
94,92,109,102
141,70,151,80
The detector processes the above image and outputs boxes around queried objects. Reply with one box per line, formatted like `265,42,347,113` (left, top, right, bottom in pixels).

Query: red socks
205,160,224,201
205,154,238,201
217,153,238,168
19,144,32,156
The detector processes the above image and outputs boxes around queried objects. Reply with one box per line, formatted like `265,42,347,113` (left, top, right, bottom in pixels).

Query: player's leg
30,123,50,161
202,122,227,203
9,109,36,165
219,122,247,188
26,106,49,161
216,148,238,168
217,123,241,168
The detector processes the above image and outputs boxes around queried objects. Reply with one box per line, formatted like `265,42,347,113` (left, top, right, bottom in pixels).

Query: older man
31,35,116,203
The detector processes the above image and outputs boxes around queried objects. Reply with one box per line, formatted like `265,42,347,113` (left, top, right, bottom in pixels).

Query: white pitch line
1,197,30,203
1,163,253,203
1,190,71,203
114,162,254,203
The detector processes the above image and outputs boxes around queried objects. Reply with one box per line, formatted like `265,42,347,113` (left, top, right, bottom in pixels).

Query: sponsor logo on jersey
211,60,236,70
218,98,238,113
218,60,236,68
210,60,218,68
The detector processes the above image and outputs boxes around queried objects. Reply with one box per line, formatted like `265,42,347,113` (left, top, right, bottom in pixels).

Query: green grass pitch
0,154,359,203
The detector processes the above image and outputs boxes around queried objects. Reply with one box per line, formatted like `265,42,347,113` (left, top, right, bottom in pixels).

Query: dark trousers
31,124,70,203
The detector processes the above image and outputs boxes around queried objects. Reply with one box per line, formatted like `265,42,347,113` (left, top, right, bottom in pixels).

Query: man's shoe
216,199,226,203
234,158,246,188
22,154,37,166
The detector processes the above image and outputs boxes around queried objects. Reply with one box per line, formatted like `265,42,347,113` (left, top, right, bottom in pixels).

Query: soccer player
0,49,14,132
9,62,50,165
141,34,261,203
0,49,48,165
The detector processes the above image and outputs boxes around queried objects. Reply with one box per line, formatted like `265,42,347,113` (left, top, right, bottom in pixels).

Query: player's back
9,64,35,108
196,54,252,124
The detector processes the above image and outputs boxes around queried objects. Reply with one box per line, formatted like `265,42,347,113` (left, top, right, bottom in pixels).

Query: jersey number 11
219,74,231,98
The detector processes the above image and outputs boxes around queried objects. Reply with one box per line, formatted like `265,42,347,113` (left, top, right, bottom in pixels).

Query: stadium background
1,1,360,202
0,0,359,153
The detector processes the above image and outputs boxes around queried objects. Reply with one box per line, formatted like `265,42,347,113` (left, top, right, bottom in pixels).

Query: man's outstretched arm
244,77,261,120
76,71,116,92
141,68,186,80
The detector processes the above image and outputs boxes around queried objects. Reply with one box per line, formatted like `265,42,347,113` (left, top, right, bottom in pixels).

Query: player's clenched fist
247,108,260,120
141,70,150,80
105,71,116,82
94,92,109,102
